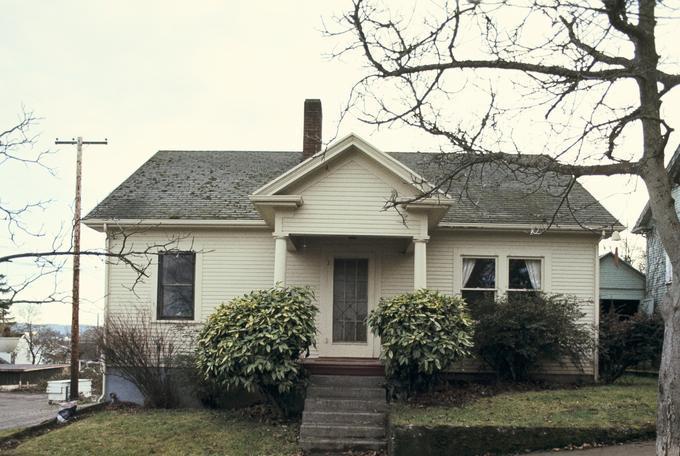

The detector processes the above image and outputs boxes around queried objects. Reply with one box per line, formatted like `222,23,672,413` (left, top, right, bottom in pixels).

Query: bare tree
97,310,194,408
0,111,194,306
16,303,41,364
34,328,70,364
333,0,680,452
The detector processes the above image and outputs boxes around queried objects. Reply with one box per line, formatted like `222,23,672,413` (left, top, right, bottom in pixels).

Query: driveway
0,392,59,430
528,441,655,455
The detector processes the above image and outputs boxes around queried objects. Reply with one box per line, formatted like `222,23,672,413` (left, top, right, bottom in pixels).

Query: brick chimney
302,99,322,161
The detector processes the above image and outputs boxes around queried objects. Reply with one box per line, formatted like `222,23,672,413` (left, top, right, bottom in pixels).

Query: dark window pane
160,285,193,318
509,259,538,290
464,258,496,288
162,253,195,284
333,258,368,343
158,252,195,320
462,290,495,307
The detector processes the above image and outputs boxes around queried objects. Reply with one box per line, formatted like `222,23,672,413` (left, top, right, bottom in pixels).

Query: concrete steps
300,374,388,455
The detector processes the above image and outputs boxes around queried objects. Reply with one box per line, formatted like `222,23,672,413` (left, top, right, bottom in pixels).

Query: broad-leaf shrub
195,286,317,416
368,289,474,393
471,293,594,381
598,310,663,384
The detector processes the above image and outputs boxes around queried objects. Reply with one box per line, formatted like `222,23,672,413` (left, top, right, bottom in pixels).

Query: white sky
1,1,676,325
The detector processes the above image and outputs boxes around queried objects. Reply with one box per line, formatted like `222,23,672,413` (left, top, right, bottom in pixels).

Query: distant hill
15,323,96,336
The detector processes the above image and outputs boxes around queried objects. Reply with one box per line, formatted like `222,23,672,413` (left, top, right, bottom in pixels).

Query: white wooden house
84,99,623,401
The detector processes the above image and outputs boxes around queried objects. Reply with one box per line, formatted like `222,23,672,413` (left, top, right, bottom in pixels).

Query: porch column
413,236,428,290
274,234,288,286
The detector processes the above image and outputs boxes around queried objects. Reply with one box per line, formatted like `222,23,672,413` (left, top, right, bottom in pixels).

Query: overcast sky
1,1,676,325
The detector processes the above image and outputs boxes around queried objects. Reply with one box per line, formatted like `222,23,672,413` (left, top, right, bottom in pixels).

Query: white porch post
274,234,288,286
413,236,428,290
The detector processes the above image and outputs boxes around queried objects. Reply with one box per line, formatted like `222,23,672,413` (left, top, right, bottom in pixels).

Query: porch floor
302,357,385,376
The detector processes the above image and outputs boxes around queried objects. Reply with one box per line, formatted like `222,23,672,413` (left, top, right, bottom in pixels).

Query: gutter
82,218,268,232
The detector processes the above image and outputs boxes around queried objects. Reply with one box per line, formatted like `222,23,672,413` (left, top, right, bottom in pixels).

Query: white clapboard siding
427,230,599,375
106,227,598,375
281,151,422,237
107,228,275,324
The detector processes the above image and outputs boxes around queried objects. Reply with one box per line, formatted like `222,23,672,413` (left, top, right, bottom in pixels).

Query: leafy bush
598,310,663,383
368,289,474,394
97,311,194,408
471,293,594,381
195,286,317,417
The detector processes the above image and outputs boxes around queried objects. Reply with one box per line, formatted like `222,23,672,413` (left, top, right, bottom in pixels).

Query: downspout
98,223,109,402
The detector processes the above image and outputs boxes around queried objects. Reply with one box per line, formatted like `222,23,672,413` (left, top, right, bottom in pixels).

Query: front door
318,255,378,358
333,258,369,344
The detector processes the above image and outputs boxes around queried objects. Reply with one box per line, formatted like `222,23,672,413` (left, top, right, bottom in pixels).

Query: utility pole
55,136,107,400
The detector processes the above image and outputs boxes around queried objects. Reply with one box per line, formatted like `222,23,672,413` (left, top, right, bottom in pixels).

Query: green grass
392,376,657,429
0,427,21,439
7,409,300,456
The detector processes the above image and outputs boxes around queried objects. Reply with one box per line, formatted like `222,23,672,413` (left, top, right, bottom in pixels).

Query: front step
300,423,386,439
307,385,385,400
302,411,386,426
304,397,388,413
299,437,386,453
310,375,385,388
300,374,388,455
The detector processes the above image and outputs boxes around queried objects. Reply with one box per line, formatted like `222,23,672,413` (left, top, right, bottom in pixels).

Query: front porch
249,135,452,362
279,234,427,359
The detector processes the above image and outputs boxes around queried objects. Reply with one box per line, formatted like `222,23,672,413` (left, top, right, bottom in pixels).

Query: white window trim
460,255,498,297
151,251,203,324
665,252,673,284
507,256,544,293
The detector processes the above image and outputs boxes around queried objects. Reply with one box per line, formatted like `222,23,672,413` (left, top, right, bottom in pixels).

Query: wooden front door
333,258,369,343
317,255,378,358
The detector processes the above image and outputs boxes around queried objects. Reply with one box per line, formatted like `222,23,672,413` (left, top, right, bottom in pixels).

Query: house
632,144,680,313
83,99,622,403
599,252,646,316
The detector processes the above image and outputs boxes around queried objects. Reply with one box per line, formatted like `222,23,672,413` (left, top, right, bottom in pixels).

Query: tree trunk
658,282,680,455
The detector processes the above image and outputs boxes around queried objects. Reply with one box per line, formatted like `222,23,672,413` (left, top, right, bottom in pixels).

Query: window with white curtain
461,257,496,306
508,258,542,300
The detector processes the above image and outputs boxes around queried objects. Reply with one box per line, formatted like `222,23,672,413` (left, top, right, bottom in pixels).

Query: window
157,251,195,320
666,253,673,284
461,257,496,306
507,258,542,301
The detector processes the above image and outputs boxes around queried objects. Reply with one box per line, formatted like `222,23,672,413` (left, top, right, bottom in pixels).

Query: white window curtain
666,253,673,284
462,258,476,287
525,259,542,290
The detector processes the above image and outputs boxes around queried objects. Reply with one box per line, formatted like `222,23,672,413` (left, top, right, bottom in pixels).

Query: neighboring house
632,145,680,312
599,252,646,316
84,99,623,401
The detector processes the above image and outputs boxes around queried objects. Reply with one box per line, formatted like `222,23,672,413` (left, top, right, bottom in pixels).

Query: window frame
506,256,544,293
460,255,498,302
156,251,196,321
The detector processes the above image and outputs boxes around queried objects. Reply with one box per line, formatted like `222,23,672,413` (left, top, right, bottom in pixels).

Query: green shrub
195,286,317,417
471,293,594,381
598,310,663,383
368,289,474,394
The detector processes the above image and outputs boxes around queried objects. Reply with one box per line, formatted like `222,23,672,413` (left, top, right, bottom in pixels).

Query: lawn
392,376,657,429
6,408,300,456
0,428,21,439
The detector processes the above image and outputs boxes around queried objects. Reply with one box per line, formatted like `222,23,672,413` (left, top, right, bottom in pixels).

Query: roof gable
599,252,645,281
252,133,434,198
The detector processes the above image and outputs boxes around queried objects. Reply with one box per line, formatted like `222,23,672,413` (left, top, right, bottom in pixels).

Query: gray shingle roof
85,150,622,229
